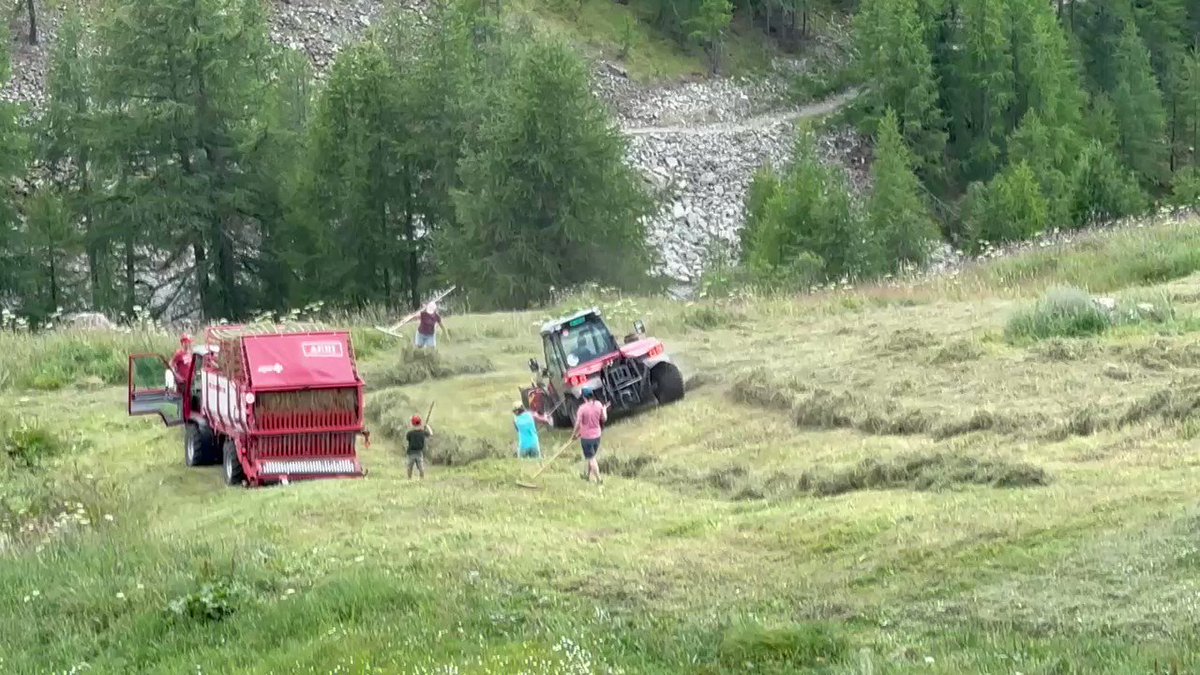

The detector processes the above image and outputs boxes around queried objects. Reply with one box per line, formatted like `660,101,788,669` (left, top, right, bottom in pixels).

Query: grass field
4,221,1200,673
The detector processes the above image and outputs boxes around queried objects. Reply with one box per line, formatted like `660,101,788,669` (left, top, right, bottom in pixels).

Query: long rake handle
527,436,577,481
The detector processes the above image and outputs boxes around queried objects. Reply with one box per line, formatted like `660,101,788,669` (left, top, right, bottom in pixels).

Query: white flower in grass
115,592,125,600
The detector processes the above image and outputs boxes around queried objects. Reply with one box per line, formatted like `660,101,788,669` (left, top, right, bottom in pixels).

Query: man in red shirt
169,334,193,392
573,387,609,484
414,301,447,349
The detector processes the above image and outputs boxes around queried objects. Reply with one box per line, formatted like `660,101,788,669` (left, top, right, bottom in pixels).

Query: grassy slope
519,0,779,81
5,221,1200,673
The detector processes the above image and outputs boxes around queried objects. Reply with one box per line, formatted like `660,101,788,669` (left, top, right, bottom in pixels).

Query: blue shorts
414,332,436,348
581,438,600,460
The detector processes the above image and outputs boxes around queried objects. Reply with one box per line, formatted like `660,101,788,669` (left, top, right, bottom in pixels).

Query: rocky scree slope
5,0,866,283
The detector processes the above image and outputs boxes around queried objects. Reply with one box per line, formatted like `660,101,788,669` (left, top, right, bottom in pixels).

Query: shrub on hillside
1068,141,1147,227
1170,167,1200,211
741,133,873,284
964,161,1049,251
1005,287,1111,342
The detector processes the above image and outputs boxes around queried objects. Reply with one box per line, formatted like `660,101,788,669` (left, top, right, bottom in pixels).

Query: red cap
411,415,422,426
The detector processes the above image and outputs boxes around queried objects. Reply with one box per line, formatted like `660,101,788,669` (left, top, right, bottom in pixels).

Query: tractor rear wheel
549,391,578,427
651,362,685,405
222,438,246,487
184,423,219,467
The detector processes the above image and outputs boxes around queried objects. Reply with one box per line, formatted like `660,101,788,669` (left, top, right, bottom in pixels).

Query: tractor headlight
245,392,256,405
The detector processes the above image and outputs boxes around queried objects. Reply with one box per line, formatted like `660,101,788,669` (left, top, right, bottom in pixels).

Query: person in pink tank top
573,388,609,484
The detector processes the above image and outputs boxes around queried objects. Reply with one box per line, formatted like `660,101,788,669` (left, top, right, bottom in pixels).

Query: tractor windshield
558,315,618,367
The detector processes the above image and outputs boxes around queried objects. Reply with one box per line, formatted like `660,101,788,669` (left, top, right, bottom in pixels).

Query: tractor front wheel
184,423,219,467
651,362,685,405
223,438,246,487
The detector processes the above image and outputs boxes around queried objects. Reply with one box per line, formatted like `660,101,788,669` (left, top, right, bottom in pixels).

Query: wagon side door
128,354,184,426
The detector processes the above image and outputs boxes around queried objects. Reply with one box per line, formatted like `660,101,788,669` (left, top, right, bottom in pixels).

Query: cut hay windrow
256,388,359,415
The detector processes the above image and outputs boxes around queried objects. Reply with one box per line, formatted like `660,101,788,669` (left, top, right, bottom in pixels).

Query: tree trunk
124,232,136,317
192,241,210,317
213,218,239,319
404,190,419,310
47,245,58,312
1170,96,1178,173
25,0,37,45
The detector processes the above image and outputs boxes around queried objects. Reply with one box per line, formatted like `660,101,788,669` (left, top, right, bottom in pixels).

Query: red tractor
521,308,684,427
127,324,369,487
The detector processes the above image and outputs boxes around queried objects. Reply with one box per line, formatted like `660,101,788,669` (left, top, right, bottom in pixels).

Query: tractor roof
540,307,602,335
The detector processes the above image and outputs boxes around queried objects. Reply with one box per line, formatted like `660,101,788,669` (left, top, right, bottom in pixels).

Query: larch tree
1179,51,1200,170
41,4,104,308
947,0,1014,181
304,41,420,310
742,132,869,282
1109,21,1169,187
450,38,652,309
866,108,939,270
91,0,279,319
854,0,946,176
0,38,28,307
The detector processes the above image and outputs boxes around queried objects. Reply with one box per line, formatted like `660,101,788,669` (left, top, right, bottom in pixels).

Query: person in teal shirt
512,402,549,459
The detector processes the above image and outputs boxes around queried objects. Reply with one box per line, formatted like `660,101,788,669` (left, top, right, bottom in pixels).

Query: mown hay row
256,388,358,415
652,453,1051,502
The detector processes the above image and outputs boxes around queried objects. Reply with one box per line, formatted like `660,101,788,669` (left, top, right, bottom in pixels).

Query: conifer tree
948,0,1013,181
41,4,104,308
965,161,1048,248
854,0,946,175
19,188,79,321
305,41,419,309
0,38,27,306
450,38,652,309
1109,21,1169,187
1069,141,1148,226
1009,0,1084,134
1177,51,1200,170
91,0,279,319
867,109,938,270
742,133,869,282
1007,112,1076,226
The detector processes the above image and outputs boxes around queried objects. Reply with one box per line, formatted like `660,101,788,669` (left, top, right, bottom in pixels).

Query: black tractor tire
184,422,220,467
651,362,685,405
552,395,577,429
222,438,246,487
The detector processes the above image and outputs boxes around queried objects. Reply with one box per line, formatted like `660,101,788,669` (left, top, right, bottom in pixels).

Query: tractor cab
522,308,683,427
547,310,620,370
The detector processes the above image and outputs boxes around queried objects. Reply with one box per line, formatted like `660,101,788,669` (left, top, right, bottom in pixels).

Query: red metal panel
242,332,358,389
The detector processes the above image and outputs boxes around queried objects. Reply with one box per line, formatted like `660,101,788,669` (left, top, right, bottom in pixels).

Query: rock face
5,0,867,285
616,82,866,281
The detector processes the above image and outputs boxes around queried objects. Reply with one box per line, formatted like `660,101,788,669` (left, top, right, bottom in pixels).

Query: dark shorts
580,438,601,460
